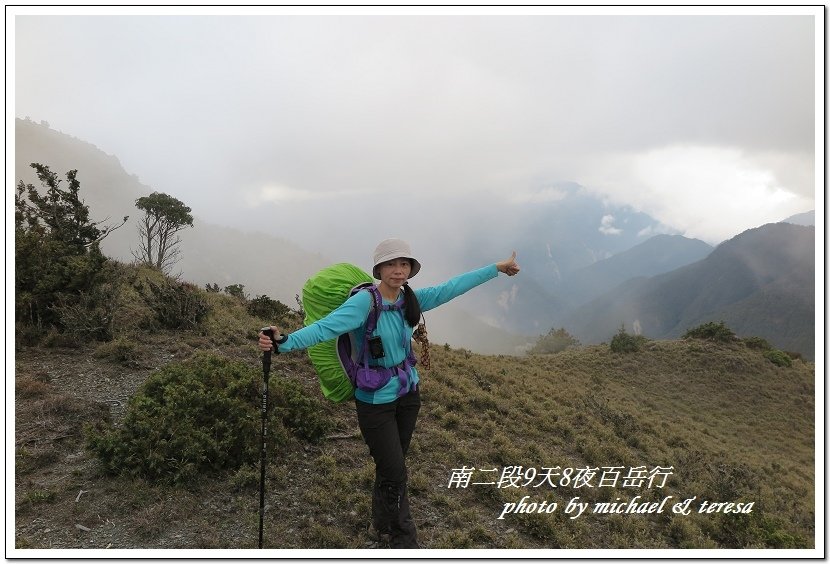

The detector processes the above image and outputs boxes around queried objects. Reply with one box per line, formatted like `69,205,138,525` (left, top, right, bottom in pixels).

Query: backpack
302,263,411,402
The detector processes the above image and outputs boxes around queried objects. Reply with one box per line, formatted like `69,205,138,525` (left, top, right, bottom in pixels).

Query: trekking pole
259,327,278,549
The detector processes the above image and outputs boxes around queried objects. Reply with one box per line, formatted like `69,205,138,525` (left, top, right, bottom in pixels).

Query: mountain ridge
557,234,714,308
563,222,815,358
15,118,814,356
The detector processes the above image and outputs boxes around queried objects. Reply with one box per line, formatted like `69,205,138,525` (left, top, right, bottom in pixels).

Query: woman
258,238,520,548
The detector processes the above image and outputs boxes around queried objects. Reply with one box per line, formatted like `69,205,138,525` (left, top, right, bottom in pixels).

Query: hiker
258,238,520,548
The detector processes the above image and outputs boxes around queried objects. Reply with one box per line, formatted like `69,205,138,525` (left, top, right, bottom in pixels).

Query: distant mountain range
452,181,689,334
563,222,815,358
14,118,817,357
557,234,714,308
783,210,815,226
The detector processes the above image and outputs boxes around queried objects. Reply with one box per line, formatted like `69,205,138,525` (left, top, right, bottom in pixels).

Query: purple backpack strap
363,285,383,334
353,286,413,396
358,286,383,369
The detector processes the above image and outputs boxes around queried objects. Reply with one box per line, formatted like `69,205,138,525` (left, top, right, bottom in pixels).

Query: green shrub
86,352,333,485
683,321,736,343
53,282,120,341
144,279,210,330
742,336,772,351
247,294,290,321
610,325,647,353
223,284,247,300
229,464,260,492
529,327,580,354
93,337,142,367
763,349,792,367
272,373,334,443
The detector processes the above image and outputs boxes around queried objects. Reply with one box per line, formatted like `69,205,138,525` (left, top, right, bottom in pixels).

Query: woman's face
378,258,412,291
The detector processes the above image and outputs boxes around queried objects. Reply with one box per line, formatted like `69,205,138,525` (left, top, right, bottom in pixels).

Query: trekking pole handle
261,327,288,355
261,327,278,349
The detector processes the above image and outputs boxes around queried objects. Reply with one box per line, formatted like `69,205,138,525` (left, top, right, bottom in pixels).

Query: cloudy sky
9,6,820,258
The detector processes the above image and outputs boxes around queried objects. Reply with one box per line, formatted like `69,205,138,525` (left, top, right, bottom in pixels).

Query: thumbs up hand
497,251,521,276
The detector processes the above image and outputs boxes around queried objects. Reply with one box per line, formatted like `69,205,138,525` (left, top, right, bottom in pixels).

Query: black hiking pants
355,390,421,549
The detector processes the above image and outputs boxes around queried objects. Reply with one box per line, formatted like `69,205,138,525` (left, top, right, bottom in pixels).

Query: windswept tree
16,163,127,247
15,163,128,327
132,192,194,273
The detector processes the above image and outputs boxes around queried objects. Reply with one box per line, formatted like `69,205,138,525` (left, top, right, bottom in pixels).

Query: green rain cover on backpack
302,263,373,402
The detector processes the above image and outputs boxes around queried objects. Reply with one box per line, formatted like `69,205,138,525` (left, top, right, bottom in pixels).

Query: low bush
53,282,120,342
224,284,247,300
143,279,210,330
683,321,736,343
742,336,772,351
529,327,580,355
763,349,792,367
271,372,335,444
610,326,647,353
93,337,142,367
86,352,333,485
247,295,290,321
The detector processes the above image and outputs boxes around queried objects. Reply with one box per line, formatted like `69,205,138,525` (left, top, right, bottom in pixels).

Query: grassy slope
13,264,816,551
394,341,814,549
233,338,815,550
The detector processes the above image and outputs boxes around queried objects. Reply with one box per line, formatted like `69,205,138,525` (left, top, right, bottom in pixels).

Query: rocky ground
12,340,386,553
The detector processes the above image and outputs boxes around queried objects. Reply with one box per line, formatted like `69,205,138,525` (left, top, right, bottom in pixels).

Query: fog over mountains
14,119,816,357
564,223,815,358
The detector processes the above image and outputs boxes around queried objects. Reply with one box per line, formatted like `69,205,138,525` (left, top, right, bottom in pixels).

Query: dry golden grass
14,277,815,550
403,340,815,549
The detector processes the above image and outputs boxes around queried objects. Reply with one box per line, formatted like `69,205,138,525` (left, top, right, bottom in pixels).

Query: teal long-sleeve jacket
279,264,499,404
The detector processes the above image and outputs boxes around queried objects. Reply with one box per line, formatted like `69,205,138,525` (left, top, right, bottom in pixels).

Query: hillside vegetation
14,118,329,308
17,119,815,359
13,156,816,551
14,261,815,551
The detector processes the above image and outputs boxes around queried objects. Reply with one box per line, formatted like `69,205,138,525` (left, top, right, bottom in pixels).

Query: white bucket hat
372,238,421,280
